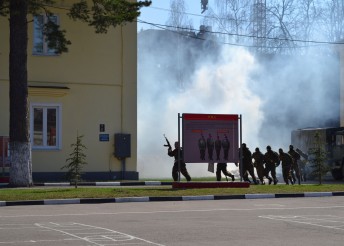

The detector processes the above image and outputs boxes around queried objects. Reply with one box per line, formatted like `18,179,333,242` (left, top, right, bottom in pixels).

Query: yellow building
0,1,138,181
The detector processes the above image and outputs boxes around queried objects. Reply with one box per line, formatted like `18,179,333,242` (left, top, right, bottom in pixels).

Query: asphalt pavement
1,196,344,245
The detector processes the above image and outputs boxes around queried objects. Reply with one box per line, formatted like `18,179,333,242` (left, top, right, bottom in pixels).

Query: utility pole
252,0,267,53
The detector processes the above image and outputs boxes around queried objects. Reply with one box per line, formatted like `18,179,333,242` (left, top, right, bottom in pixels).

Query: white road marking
1,205,344,218
259,215,344,231
0,224,34,230
35,222,165,246
0,238,79,244
0,222,165,245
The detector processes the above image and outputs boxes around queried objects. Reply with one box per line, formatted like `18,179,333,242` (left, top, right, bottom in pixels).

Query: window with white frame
30,104,62,149
33,15,59,55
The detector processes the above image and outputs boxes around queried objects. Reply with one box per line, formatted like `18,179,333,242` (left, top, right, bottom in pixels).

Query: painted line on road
2,205,344,218
0,238,79,244
35,222,165,246
259,214,344,231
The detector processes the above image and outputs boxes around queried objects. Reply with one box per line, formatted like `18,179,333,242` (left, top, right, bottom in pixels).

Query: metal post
1,137,4,176
178,113,181,182
239,114,243,182
121,158,126,180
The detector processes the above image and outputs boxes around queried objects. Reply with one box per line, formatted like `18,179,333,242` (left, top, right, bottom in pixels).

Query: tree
212,0,251,44
1,0,151,187
265,0,299,54
322,0,344,43
308,131,330,185
296,0,319,42
166,0,193,31
62,133,87,188
207,0,344,55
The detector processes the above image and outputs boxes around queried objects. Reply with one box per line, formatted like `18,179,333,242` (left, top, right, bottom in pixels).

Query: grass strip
0,184,344,201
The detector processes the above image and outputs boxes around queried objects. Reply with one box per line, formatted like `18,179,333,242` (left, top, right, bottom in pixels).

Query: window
33,15,59,55
336,134,344,146
30,104,62,149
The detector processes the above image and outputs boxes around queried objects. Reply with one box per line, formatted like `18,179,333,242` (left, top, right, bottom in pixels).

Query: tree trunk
9,0,32,187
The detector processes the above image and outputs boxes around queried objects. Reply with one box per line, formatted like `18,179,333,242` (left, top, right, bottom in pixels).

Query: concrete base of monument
172,181,250,189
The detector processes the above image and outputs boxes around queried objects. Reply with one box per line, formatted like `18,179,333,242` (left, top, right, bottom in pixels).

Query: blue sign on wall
99,134,109,142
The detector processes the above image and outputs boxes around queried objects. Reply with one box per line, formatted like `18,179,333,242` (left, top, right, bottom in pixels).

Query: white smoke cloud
138,25,339,179
138,46,264,178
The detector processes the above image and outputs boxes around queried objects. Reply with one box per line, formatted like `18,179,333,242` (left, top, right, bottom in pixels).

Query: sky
138,0,213,31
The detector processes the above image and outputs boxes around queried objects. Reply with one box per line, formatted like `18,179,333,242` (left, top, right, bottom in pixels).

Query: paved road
1,196,344,245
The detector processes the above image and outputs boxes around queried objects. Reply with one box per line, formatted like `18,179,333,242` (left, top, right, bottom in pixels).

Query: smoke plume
138,32,339,178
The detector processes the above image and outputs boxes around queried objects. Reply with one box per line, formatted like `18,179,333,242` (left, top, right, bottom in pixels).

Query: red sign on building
182,114,239,163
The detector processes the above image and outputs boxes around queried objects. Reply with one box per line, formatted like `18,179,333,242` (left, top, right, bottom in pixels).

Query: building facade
0,1,138,181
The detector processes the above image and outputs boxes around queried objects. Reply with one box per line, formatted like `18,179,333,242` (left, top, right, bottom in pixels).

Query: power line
41,3,344,46
148,5,263,23
138,20,327,49
144,5,329,27
138,19,344,46
139,19,256,48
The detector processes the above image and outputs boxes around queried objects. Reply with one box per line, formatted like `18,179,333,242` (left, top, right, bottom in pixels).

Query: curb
32,181,174,186
1,191,344,207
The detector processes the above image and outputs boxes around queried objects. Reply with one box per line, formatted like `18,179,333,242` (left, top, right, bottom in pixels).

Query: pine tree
62,133,87,188
308,131,329,185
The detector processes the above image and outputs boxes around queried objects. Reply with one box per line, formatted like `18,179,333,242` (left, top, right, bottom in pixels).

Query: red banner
183,114,239,121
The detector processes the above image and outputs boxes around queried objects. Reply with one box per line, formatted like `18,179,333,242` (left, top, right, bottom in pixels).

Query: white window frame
30,103,62,150
33,14,60,56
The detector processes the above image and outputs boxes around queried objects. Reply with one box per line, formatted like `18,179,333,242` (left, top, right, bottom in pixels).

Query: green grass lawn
1,183,344,201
